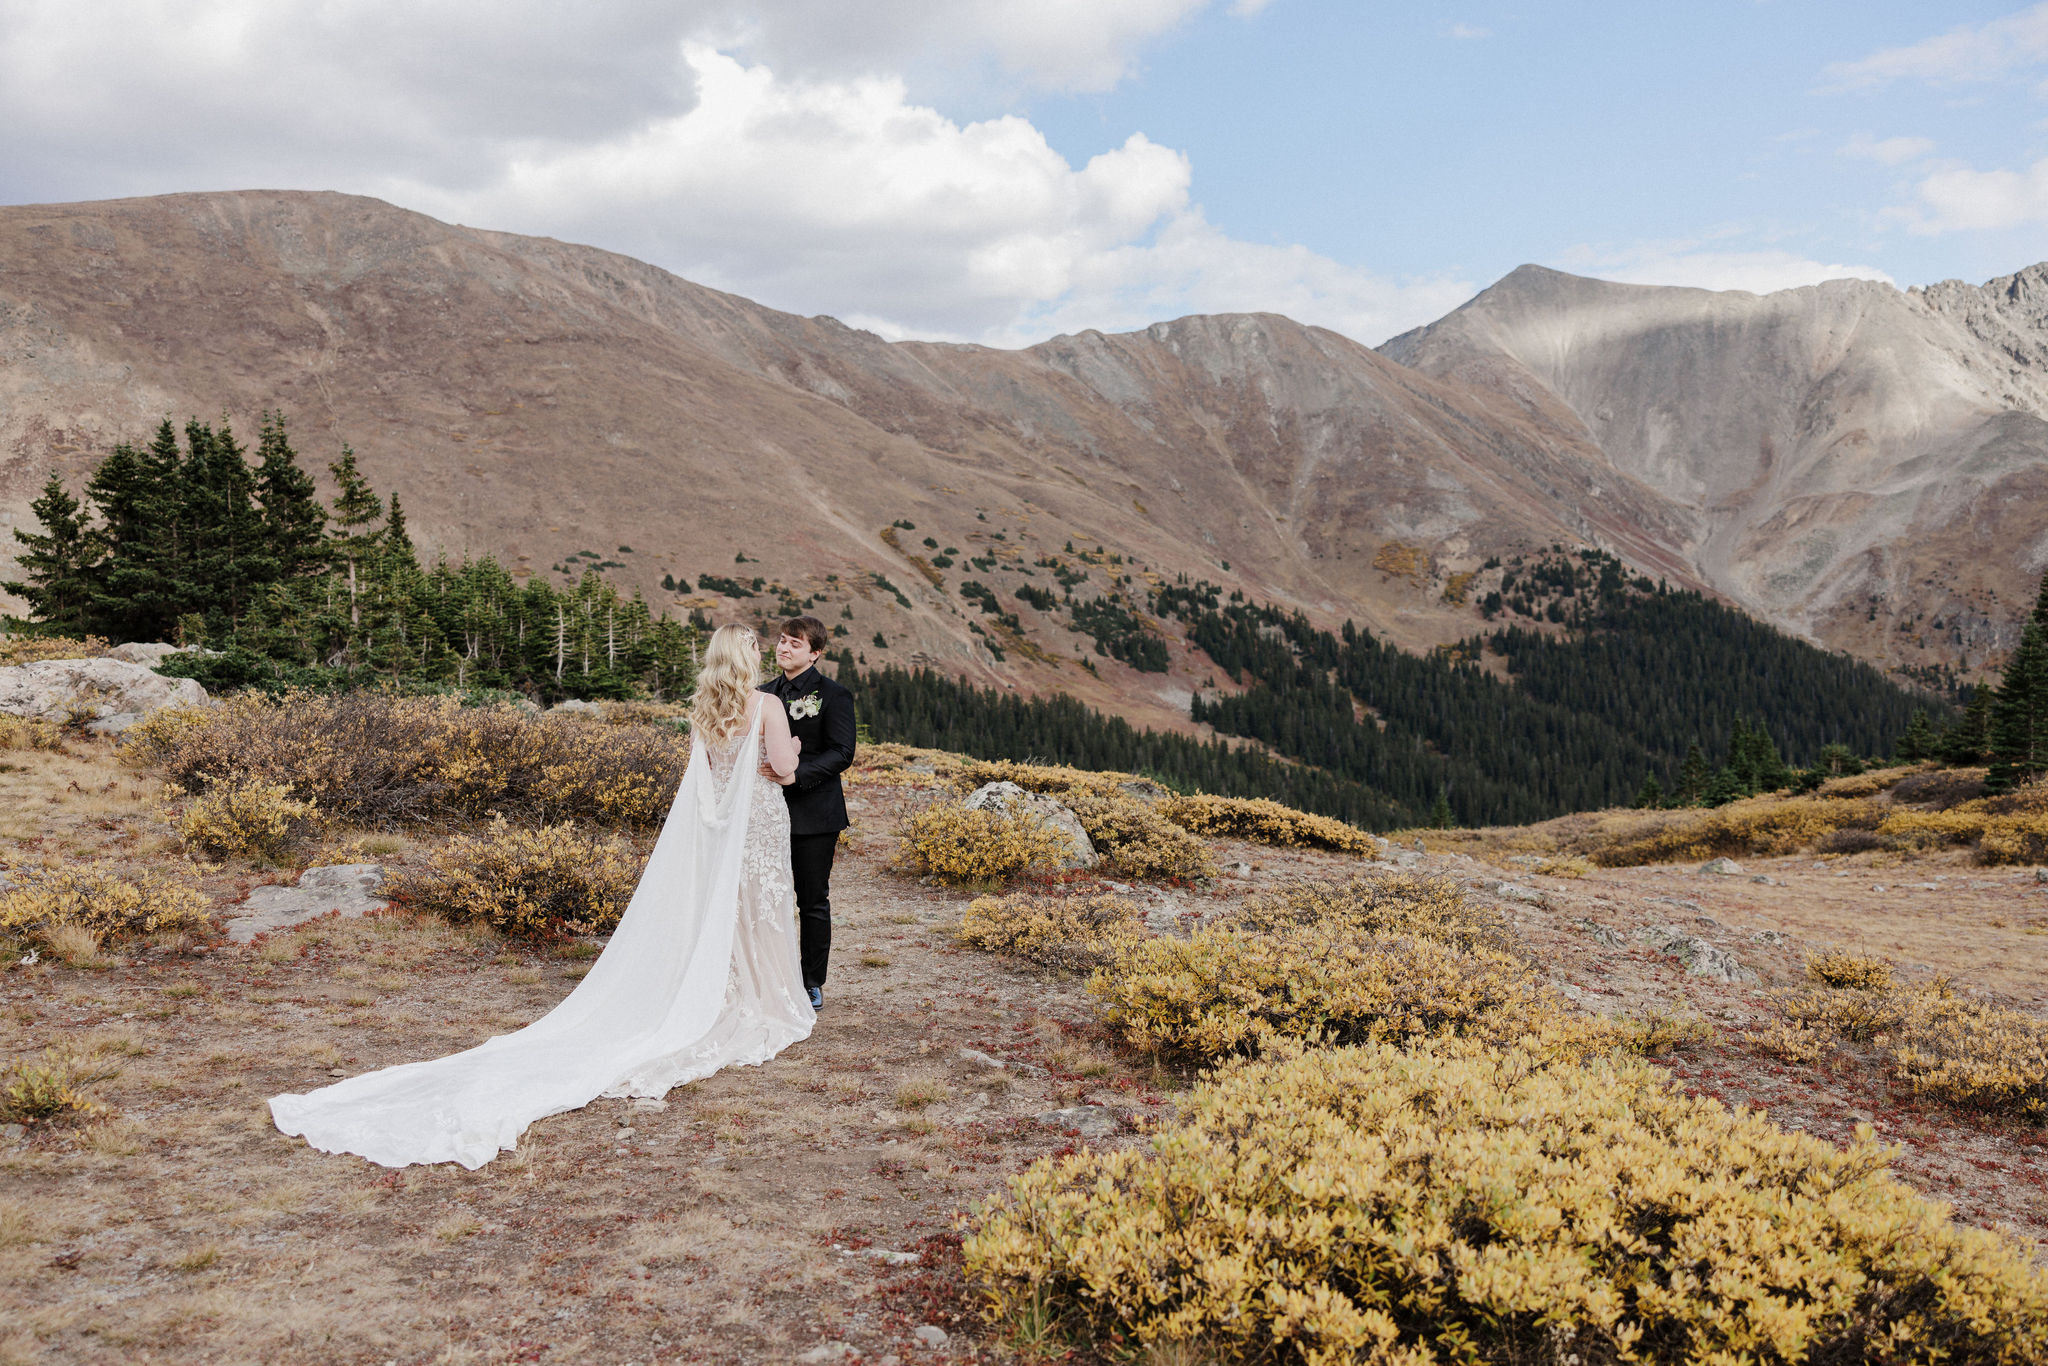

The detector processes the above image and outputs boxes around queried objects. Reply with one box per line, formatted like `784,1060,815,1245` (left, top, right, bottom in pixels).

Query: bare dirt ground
4,738,2047,1364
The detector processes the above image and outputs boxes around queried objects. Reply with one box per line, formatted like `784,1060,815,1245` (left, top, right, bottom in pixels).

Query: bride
270,624,816,1168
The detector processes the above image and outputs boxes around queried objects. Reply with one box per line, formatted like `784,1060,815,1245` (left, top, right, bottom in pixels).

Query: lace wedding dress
270,703,815,1169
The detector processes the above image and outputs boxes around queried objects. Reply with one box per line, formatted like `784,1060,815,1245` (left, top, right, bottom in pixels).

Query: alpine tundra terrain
1,190,2043,718
3,720,2047,1365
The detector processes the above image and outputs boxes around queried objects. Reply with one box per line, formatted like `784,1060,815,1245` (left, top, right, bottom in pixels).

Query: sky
1,1,2045,348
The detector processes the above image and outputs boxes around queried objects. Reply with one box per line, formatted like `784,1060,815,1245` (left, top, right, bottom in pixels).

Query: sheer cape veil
270,712,781,1169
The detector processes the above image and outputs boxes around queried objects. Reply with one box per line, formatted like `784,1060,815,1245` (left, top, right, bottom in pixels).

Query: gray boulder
963,781,1098,870
224,864,388,944
1633,924,1758,983
1698,857,1744,875
104,641,188,669
0,657,207,723
1036,1105,1119,1138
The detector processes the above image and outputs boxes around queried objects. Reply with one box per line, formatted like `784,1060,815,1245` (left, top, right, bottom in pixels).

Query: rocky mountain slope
1,190,2042,720
1383,264,2048,672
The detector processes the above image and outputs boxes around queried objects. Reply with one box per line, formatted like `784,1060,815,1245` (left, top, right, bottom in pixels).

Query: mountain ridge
1,189,2042,724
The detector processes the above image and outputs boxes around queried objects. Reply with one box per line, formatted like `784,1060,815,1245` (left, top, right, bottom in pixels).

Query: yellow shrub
1746,1017,1834,1064
117,702,212,766
0,635,107,666
957,758,1137,799
1,1049,118,1125
1157,793,1377,855
1815,766,1913,798
0,713,60,752
1980,813,2048,865
957,893,1149,973
1616,1008,1714,1056
171,777,322,861
1090,927,1612,1065
1876,808,1986,849
0,861,212,942
389,818,640,938
892,803,1070,885
1228,873,1511,954
1590,796,1880,867
1805,949,1896,991
145,690,686,828
1882,992,2048,1119
1065,792,1216,882
965,1042,2048,1364
1766,980,2048,1120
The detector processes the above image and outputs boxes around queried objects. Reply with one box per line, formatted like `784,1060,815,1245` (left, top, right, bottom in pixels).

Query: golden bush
118,702,212,766
0,1049,118,1125
1090,927,1612,1066
957,893,1150,973
1885,991,2048,1119
1746,1017,1834,1064
892,802,1071,885
1616,1008,1714,1056
1228,873,1511,954
145,690,686,828
1815,766,1913,798
1805,949,1896,991
0,713,60,752
1766,979,2048,1120
0,635,108,666
1589,796,1881,867
389,818,639,938
965,1041,2048,1365
957,758,1135,798
170,776,322,861
1064,792,1217,882
0,861,212,942
1980,812,2048,866
1875,808,1986,849
1157,793,1377,855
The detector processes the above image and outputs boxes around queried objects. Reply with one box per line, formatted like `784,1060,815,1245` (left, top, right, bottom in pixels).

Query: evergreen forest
3,416,699,701
10,415,2041,830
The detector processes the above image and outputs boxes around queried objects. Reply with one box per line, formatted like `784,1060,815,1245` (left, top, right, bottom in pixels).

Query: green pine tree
1675,742,1710,805
1702,765,1745,807
253,411,328,580
1940,686,1994,765
1987,620,2048,794
1895,710,1936,763
2,476,98,633
1428,790,1454,829
1633,773,1665,809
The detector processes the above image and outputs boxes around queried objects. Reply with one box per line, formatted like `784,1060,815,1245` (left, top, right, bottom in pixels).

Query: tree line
5,415,700,701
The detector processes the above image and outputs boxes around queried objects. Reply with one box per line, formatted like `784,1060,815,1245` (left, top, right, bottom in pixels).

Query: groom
759,616,857,1010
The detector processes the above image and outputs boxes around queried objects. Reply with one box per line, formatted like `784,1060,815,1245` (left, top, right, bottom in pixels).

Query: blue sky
1,2,2044,345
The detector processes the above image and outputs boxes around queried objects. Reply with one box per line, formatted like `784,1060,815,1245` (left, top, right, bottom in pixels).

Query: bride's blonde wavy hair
690,624,762,742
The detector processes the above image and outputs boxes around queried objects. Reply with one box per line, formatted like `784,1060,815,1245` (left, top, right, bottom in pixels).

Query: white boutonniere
788,692,823,721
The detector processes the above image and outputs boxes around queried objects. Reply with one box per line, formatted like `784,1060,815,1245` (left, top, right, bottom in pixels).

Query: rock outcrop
963,781,1098,871
0,657,207,725
223,864,389,944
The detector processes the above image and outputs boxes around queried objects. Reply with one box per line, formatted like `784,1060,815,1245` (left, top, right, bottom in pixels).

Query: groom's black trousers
790,831,838,990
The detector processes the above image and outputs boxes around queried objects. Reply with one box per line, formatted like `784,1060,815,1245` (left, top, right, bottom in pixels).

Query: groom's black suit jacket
758,665,856,836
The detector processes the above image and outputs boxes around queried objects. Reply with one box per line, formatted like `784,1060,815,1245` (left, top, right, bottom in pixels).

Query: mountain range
1,190,2041,728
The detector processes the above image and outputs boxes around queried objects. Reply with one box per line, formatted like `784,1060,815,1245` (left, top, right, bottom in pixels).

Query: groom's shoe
807,986,824,1011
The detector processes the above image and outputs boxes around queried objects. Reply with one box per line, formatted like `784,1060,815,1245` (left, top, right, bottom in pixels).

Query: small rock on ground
223,864,389,944
1697,857,1744,875
912,1324,949,1347
1037,1106,1118,1138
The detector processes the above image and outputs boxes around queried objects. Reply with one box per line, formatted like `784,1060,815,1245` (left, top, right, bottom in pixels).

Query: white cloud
1554,242,1895,295
998,210,1477,347
1841,133,1936,165
0,0,1435,347
1823,4,2048,90
1895,156,2048,233
1447,22,1491,40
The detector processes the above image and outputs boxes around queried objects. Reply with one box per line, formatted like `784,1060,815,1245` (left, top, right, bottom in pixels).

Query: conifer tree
2,476,96,632
253,412,327,580
182,418,269,634
324,445,384,663
1895,710,1935,763
1987,620,2048,793
83,433,175,640
1940,686,1993,765
1428,790,1453,829
1675,743,1710,805
1633,773,1665,809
